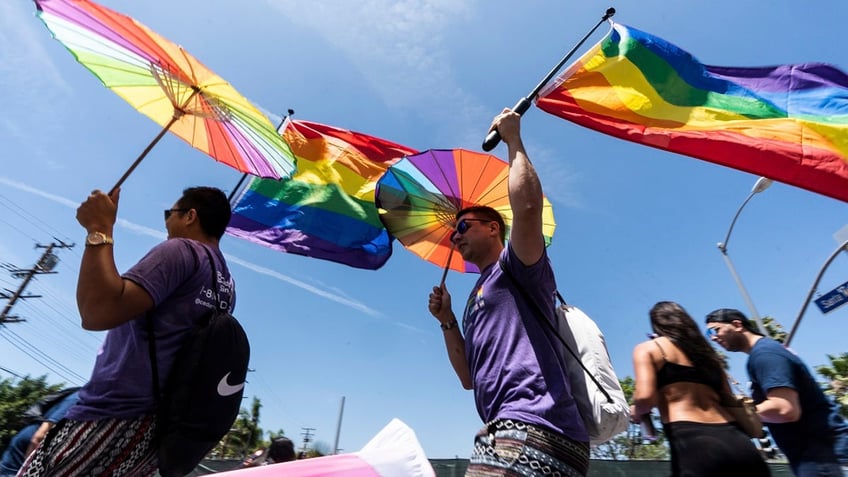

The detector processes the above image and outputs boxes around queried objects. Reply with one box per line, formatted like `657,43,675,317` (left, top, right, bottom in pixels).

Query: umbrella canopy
35,0,296,190
375,149,556,274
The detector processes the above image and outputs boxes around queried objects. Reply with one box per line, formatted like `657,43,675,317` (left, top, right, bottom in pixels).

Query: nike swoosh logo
217,372,245,397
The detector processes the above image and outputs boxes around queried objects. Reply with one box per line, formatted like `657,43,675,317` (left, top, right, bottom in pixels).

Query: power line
0,241,74,323
0,325,86,384
299,427,315,458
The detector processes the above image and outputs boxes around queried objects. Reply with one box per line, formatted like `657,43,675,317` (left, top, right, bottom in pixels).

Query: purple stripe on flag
227,215,392,270
706,63,848,92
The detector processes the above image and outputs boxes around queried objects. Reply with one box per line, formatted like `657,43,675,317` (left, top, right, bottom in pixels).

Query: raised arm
491,109,545,265
75,189,153,330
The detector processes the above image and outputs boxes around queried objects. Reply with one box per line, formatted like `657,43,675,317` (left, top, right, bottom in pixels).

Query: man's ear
185,208,198,225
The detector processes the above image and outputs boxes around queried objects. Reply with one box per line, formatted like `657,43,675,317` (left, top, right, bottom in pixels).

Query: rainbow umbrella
34,0,295,192
375,149,556,276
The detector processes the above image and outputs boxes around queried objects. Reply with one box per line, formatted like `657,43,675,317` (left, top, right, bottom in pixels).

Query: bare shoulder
632,340,656,358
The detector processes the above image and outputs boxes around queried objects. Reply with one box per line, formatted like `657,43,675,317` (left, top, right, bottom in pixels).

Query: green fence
429,459,794,477
191,458,794,476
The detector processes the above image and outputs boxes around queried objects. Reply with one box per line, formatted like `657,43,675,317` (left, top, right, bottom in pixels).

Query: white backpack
500,261,630,445
554,301,630,445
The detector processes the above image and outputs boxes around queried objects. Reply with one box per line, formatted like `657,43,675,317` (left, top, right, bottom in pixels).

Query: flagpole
227,109,294,204
482,7,615,151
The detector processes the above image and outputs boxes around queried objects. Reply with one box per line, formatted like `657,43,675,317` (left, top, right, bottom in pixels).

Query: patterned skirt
466,419,589,477
17,415,158,477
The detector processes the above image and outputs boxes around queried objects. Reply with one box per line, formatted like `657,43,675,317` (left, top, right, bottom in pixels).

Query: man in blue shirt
0,390,79,476
706,308,848,476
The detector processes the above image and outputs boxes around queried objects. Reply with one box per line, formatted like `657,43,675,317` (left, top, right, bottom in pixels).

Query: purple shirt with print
462,245,587,442
67,238,235,420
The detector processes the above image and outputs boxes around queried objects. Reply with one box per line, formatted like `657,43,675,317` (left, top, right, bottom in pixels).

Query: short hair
267,437,296,463
456,205,506,243
176,186,231,239
705,308,764,336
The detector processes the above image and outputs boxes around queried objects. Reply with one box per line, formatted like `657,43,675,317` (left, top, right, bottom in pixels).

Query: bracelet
440,319,458,331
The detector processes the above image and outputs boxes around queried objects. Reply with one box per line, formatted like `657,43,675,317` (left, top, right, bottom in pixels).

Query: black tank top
653,340,722,389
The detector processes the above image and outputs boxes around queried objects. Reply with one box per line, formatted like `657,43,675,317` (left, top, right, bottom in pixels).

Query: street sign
814,280,848,314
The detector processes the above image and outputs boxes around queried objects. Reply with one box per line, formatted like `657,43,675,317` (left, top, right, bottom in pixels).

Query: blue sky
1,0,847,459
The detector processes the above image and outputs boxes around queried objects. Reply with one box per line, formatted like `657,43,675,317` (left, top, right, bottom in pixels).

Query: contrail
0,177,382,317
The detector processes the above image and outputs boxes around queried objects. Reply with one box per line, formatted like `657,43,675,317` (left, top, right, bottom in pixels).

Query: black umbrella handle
481,7,615,152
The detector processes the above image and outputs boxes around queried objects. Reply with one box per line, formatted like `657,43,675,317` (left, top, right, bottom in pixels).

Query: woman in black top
631,301,769,476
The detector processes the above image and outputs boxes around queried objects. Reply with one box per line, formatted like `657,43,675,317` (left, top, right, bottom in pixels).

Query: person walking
18,186,237,477
632,301,769,476
706,308,848,476
428,110,589,476
0,389,79,476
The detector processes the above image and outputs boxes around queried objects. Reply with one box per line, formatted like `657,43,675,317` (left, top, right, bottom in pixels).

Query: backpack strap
652,339,669,362
147,241,204,408
498,258,612,403
197,245,226,313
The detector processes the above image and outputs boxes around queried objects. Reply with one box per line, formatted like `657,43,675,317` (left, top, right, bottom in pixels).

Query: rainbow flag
536,23,848,203
226,120,418,270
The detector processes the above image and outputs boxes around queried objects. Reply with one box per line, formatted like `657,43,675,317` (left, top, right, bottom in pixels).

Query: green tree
266,428,287,441
210,396,264,459
304,440,331,458
590,377,670,460
0,376,64,453
760,315,787,343
815,352,848,417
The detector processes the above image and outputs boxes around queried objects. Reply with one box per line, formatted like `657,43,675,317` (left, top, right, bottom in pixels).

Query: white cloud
264,0,477,112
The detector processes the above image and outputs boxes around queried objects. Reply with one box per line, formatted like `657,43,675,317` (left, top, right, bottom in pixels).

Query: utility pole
0,240,74,324
299,427,315,458
333,396,345,454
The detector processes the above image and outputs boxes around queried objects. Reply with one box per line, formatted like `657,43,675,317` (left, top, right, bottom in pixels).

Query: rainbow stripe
536,23,848,203
35,0,295,179
226,120,417,270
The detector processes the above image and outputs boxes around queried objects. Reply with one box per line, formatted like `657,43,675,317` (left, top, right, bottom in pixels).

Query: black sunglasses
450,218,493,241
164,208,190,220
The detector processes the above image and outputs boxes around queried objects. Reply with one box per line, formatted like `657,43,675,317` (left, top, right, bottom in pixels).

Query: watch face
87,232,103,245
86,232,111,245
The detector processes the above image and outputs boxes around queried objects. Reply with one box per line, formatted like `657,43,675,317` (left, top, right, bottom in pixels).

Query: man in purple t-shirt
428,110,589,476
19,186,236,477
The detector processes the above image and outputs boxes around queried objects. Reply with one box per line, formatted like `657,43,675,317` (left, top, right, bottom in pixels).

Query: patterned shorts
17,415,158,477
466,419,589,477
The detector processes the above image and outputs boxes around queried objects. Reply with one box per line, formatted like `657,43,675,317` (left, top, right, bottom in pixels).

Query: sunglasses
450,218,493,241
164,208,190,220
705,327,720,338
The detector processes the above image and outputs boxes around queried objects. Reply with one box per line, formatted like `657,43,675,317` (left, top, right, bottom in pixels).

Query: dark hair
650,301,727,379
267,437,296,463
705,308,764,336
176,186,231,239
456,205,506,243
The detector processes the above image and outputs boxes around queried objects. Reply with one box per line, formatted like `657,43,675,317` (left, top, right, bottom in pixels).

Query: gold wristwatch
85,231,114,246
